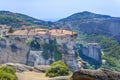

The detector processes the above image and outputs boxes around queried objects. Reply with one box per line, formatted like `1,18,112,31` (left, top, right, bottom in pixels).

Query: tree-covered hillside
78,33,120,71
55,11,120,43
0,11,52,28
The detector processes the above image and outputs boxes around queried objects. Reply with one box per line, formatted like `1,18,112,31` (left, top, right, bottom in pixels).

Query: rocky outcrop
4,63,50,72
57,35,79,71
77,43,102,69
0,38,29,64
72,69,120,80
82,43,102,62
0,28,81,72
27,50,51,66
4,63,120,80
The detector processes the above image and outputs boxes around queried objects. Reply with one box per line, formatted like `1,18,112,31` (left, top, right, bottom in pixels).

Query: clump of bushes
26,38,33,45
0,66,18,80
46,60,69,77
8,27,14,33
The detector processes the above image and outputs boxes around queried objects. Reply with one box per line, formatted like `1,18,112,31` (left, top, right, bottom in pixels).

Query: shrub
0,66,18,80
26,38,33,45
41,43,50,59
46,60,69,77
8,27,14,33
41,39,62,60
30,39,40,50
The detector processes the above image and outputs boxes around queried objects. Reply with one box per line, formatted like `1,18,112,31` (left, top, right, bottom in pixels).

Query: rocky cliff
0,38,29,64
77,43,102,69
81,43,102,63
0,28,82,72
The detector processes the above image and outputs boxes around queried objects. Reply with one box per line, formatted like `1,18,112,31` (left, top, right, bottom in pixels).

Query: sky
0,0,120,21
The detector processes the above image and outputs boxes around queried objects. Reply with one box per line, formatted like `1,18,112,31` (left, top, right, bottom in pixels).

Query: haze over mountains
1,11,120,42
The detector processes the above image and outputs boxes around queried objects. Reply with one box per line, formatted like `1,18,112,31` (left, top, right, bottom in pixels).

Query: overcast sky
0,0,120,21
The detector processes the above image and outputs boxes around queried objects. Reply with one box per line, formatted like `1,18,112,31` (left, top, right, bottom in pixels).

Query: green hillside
0,11,51,28
78,33,120,71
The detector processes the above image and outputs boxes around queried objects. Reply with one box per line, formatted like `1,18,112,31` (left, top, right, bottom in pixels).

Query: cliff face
0,38,29,64
0,28,80,72
82,43,102,62
77,43,102,69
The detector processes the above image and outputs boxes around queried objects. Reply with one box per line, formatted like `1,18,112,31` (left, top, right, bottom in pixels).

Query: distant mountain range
1,11,120,42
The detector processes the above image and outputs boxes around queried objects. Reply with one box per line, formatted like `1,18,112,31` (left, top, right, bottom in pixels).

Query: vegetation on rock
46,60,69,77
26,38,33,45
41,42,50,59
41,39,62,61
8,27,15,33
30,39,40,50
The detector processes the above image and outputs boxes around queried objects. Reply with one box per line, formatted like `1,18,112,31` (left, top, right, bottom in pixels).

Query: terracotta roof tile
49,29,77,36
9,28,77,36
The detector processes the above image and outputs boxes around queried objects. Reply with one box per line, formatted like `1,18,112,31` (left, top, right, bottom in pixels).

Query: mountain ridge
0,10,53,28
59,11,112,21
1,10,120,42
54,11,120,42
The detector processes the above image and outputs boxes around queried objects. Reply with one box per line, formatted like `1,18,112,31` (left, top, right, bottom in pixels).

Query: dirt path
16,71,50,80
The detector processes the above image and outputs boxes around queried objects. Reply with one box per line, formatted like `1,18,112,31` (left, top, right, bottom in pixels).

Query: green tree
8,27,14,33
46,60,69,77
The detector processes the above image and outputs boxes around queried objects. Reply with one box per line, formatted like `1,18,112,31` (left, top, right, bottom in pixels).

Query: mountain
0,11,53,28
59,11,111,21
54,11,120,42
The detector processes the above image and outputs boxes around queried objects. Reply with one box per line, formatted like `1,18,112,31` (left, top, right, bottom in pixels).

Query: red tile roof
9,28,77,36
49,29,77,36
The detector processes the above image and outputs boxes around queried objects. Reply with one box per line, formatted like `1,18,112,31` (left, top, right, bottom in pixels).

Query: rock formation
82,43,102,62
0,27,80,71
72,69,120,80
3,63,50,72
0,37,29,64
77,43,102,69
